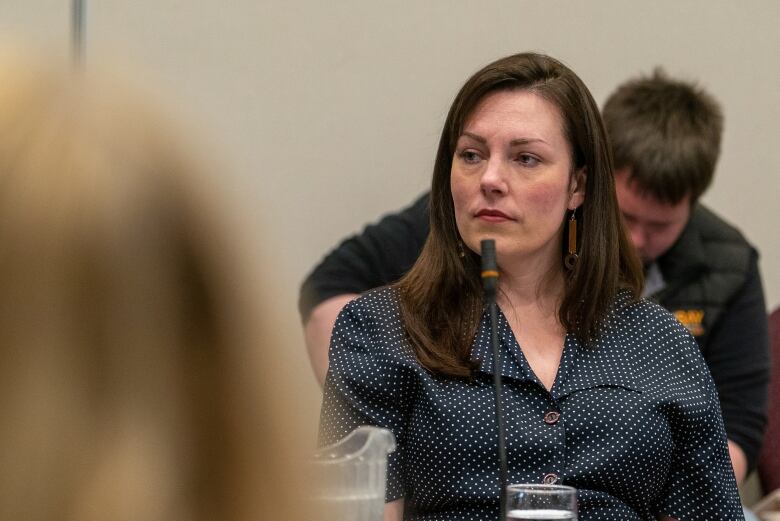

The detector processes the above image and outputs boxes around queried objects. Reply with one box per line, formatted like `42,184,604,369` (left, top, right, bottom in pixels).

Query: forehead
462,89,566,142
615,170,691,223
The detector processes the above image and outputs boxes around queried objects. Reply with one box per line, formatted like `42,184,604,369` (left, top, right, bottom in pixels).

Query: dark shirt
298,192,430,321
301,193,769,470
320,287,744,520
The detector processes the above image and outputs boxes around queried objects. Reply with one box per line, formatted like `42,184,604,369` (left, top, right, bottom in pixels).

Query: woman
0,50,307,521
319,52,743,520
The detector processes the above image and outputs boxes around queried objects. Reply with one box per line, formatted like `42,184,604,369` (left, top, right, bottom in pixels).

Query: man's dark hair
602,68,723,205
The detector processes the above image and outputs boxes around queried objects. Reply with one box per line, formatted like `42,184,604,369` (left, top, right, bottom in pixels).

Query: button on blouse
319,287,743,520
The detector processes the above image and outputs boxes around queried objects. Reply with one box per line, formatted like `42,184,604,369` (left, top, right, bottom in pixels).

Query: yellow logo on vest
673,309,705,336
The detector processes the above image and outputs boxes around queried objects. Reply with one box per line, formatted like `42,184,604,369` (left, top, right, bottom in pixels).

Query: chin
465,236,504,257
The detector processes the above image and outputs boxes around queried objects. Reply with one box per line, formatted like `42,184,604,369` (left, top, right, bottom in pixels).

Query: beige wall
3,1,779,423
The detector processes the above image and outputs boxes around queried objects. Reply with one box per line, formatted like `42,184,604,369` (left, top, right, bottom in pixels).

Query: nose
479,157,507,196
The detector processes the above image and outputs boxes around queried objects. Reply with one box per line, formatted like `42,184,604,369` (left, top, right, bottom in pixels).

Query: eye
516,153,540,167
457,149,482,165
649,223,671,233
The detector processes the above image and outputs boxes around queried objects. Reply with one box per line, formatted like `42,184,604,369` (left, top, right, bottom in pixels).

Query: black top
299,192,430,320
319,287,744,520
300,193,769,469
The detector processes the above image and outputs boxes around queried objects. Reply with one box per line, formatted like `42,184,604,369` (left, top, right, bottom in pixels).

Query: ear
568,167,586,210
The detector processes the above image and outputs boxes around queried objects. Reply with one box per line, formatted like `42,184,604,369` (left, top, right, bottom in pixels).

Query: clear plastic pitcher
311,426,396,521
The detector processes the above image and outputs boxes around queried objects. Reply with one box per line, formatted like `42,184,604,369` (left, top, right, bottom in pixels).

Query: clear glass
309,426,396,521
506,484,578,520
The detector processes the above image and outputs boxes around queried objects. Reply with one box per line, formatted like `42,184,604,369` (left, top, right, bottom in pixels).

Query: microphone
481,239,508,521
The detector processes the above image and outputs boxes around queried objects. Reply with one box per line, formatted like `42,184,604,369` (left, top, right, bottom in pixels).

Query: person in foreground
318,52,744,520
0,50,307,521
302,69,769,489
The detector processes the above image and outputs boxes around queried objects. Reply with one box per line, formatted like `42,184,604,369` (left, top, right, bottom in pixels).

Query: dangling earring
457,240,466,258
564,209,579,270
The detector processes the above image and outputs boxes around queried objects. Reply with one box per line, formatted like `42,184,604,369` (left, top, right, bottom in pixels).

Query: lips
475,209,513,222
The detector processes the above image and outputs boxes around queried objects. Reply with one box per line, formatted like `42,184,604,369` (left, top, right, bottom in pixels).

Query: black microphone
481,239,508,521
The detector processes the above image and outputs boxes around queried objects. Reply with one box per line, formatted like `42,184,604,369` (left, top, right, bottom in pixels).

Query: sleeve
318,298,413,502
298,192,430,322
658,333,745,520
703,250,770,471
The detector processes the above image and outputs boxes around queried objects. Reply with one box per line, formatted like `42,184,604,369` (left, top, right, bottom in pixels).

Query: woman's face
451,89,585,273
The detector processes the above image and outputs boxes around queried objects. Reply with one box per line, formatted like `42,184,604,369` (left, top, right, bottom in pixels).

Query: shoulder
609,293,691,343
331,286,411,358
327,287,420,398
692,205,746,240
605,293,704,366
600,296,720,399
691,204,757,256
409,191,431,217
374,191,430,233
663,205,761,317
338,286,402,325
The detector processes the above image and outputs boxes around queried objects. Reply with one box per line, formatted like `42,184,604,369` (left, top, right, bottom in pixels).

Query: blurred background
2,0,778,432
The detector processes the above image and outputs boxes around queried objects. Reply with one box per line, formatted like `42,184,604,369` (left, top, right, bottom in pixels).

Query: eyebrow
621,211,673,227
459,131,550,147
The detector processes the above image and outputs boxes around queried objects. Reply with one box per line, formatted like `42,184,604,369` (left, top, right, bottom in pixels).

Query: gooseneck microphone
481,239,508,521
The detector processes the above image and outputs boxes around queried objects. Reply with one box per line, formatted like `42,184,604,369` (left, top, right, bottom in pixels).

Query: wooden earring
564,210,578,270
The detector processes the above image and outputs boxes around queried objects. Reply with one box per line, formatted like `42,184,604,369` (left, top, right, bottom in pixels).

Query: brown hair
0,52,306,521
602,68,723,205
396,52,643,378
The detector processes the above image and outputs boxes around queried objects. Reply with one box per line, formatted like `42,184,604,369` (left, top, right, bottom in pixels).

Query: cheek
450,172,471,214
657,226,684,250
643,227,681,260
524,181,569,212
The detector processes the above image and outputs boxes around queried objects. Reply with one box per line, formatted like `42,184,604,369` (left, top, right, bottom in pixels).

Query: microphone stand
481,239,508,521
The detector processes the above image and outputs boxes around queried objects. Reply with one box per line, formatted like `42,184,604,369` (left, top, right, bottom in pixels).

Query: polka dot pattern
319,287,744,520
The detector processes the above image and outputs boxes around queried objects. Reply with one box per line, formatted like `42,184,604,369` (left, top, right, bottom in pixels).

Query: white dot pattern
319,287,744,520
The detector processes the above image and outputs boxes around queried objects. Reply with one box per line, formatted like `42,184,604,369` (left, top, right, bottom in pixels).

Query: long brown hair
397,52,643,378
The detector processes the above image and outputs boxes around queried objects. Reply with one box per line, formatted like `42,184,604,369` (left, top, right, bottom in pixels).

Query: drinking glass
505,484,577,520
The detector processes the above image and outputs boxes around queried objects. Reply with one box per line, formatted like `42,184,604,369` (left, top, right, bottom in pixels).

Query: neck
496,255,565,314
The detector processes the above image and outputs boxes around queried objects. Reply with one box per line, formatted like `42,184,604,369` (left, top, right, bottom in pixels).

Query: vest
650,204,755,352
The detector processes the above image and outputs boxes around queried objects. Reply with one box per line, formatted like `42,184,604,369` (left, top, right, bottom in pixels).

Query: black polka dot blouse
319,287,744,520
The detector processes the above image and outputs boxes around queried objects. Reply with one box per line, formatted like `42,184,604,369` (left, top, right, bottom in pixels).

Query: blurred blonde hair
0,50,304,521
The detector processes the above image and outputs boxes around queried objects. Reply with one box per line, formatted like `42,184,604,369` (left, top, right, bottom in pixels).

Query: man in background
299,69,769,485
